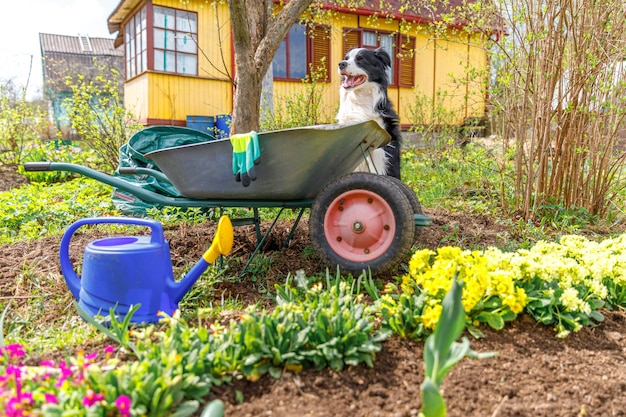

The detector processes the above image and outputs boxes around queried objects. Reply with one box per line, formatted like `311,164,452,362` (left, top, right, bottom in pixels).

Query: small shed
39,33,123,138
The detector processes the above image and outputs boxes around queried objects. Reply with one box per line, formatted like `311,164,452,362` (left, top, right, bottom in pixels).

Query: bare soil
2,166,626,417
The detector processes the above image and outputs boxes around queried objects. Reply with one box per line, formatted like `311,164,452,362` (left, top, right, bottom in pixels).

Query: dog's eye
356,56,363,62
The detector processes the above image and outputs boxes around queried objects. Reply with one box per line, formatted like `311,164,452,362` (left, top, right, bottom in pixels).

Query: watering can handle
59,217,165,300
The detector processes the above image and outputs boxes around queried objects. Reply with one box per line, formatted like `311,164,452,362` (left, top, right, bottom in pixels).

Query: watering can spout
170,216,234,303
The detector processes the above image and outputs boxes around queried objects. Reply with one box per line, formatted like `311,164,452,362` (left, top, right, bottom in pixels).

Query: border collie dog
336,47,402,179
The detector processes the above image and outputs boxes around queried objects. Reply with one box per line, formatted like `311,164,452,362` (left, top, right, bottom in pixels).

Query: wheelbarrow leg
240,207,285,276
283,208,306,248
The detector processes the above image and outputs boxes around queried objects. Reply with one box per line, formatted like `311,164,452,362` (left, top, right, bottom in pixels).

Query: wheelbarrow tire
384,176,423,243
309,172,415,275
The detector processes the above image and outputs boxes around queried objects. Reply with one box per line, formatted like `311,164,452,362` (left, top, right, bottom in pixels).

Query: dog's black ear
374,48,392,68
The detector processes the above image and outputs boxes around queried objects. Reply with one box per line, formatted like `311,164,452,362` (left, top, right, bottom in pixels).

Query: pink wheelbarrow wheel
309,172,415,275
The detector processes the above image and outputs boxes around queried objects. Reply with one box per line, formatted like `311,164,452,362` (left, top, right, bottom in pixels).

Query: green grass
401,144,513,214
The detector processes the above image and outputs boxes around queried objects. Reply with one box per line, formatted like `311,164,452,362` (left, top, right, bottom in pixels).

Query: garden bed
2,207,626,416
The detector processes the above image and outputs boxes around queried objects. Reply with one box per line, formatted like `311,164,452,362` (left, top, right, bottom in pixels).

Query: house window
273,24,330,81
125,6,147,79
153,6,198,76
123,4,198,79
343,29,415,87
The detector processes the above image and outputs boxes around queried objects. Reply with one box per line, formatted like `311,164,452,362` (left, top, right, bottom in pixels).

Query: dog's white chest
336,85,385,129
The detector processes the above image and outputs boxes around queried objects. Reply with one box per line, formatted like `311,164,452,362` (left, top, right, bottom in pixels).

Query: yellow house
107,0,492,131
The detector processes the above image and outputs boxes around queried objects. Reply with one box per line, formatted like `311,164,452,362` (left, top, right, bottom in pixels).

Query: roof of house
40,33,123,94
332,0,468,22
39,33,122,56
336,0,504,31
107,0,499,35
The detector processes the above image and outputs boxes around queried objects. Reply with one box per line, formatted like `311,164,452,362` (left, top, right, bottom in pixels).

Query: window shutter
310,25,331,82
398,34,415,87
342,29,361,56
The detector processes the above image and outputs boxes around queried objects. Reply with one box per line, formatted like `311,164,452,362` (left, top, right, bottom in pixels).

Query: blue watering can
60,215,233,323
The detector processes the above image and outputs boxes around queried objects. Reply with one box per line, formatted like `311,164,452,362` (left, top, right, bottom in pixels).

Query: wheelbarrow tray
145,121,390,201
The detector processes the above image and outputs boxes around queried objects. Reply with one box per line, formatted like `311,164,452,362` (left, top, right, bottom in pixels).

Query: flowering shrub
1,273,385,415
379,234,626,339
378,246,527,339
0,343,131,417
513,234,625,337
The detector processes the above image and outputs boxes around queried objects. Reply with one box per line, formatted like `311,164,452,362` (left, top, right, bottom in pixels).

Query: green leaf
501,309,517,322
423,335,436,377
425,275,466,382
485,312,505,330
73,301,140,356
435,339,471,384
0,301,11,346
589,310,605,322
466,324,485,339
200,400,225,417
171,401,200,417
483,297,502,309
268,366,282,378
243,352,264,366
420,378,446,417
433,275,466,356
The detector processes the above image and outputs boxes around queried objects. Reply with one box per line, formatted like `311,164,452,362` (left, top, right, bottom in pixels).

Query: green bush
260,64,334,131
0,179,116,243
63,63,142,172
20,142,104,184
0,89,48,165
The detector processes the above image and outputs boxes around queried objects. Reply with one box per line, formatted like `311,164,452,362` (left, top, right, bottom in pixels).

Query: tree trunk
227,0,313,134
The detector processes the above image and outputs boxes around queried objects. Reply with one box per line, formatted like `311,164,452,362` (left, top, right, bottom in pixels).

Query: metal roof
107,0,497,33
39,33,122,56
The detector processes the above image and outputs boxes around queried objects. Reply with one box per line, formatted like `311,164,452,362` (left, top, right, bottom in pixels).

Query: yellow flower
400,275,415,295
421,303,442,329
502,287,527,314
559,287,591,314
408,249,435,275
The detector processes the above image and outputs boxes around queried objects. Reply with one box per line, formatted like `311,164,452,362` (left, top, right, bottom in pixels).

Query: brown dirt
2,168,626,417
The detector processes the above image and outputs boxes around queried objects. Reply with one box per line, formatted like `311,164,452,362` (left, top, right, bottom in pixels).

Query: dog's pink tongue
342,75,364,88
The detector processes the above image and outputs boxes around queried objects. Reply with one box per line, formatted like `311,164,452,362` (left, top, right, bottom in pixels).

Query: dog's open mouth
341,74,367,89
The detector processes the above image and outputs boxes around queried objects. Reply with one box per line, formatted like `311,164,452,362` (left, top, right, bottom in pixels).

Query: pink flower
6,365,21,379
85,352,98,363
115,394,132,416
37,360,55,381
1,344,26,359
19,391,33,405
82,389,105,407
55,361,73,388
5,392,33,417
104,345,115,357
44,393,58,404
6,397,22,417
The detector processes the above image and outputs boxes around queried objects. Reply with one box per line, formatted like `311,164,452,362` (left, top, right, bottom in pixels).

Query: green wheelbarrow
24,121,431,275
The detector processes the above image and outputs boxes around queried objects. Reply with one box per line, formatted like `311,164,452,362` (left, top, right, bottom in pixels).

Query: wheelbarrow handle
24,162,52,172
118,166,172,184
117,166,137,175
